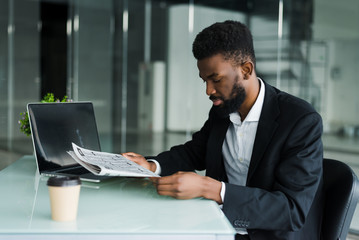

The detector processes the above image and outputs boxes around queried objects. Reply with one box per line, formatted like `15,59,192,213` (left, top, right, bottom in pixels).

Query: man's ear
241,61,254,80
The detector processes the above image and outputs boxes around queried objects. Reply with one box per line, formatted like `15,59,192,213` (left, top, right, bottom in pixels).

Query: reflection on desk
0,156,235,240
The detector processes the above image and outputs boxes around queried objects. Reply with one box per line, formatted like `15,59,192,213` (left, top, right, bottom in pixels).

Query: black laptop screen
28,102,101,172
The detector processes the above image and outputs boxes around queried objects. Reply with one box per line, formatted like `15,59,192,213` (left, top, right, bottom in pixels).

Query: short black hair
192,20,256,66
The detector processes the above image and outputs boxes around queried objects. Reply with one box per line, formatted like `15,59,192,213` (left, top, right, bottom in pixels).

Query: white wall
327,40,359,127
313,0,359,131
313,0,359,40
138,61,166,132
166,5,246,132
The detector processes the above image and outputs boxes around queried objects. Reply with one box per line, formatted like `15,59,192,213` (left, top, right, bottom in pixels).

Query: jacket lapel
247,83,280,182
206,115,230,181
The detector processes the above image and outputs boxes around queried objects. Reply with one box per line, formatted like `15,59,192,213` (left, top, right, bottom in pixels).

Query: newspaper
68,143,160,177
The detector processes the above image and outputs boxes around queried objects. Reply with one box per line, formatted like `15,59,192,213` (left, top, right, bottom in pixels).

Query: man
123,20,323,240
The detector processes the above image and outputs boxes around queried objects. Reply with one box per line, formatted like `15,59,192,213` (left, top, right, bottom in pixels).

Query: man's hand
150,171,223,204
122,152,157,173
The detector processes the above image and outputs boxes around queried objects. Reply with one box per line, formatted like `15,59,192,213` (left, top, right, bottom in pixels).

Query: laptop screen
27,102,101,173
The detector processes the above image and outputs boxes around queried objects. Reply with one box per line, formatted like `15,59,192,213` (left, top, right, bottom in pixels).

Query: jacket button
234,220,241,227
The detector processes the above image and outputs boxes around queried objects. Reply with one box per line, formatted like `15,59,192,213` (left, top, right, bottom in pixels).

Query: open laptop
27,102,109,183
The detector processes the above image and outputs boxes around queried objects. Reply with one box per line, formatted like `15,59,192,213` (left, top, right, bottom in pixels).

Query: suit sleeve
222,112,323,231
154,118,211,176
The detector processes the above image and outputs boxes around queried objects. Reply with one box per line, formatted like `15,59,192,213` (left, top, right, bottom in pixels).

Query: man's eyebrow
199,73,218,79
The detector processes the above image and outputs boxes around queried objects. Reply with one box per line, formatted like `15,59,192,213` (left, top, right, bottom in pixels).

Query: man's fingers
156,188,189,199
156,182,178,191
153,172,185,184
155,175,177,184
151,171,221,203
122,152,142,157
121,153,154,172
122,153,145,163
153,173,193,199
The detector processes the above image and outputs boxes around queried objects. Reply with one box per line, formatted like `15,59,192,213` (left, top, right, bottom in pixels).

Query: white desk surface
0,156,235,240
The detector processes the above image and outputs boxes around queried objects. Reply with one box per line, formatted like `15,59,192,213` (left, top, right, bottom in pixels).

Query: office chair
321,158,359,240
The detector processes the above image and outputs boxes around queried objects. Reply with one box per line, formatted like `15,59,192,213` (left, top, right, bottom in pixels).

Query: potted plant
18,93,72,136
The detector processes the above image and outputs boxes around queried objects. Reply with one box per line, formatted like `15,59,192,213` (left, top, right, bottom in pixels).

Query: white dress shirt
220,78,265,233
222,78,265,187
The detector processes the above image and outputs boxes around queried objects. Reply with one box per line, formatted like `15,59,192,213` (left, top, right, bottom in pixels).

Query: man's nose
206,81,216,96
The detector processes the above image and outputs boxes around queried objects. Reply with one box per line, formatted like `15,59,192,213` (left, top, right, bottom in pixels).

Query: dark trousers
235,234,250,240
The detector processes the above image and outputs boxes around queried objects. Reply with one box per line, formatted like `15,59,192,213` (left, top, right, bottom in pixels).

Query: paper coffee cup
47,176,81,221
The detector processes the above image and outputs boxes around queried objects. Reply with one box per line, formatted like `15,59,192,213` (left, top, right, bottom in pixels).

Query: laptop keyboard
57,166,90,175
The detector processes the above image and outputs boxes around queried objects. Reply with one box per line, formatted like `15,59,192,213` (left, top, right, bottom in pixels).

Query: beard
210,82,246,118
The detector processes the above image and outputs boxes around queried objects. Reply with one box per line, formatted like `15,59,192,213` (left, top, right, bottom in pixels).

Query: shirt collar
229,77,265,124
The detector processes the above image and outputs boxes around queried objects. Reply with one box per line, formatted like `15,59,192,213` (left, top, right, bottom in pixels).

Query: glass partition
70,0,114,152
0,0,40,153
0,0,9,149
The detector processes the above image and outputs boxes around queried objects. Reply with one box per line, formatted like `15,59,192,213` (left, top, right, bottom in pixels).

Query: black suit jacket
155,82,323,240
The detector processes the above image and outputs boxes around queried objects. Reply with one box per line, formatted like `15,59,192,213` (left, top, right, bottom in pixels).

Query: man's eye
213,78,221,83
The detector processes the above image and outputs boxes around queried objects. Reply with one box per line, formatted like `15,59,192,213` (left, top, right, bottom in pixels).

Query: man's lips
212,99,223,106
209,96,224,106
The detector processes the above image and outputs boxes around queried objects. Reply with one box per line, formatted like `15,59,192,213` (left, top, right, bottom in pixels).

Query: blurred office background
1,0,359,235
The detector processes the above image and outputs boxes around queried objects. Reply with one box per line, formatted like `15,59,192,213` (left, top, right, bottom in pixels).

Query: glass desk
0,156,235,239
